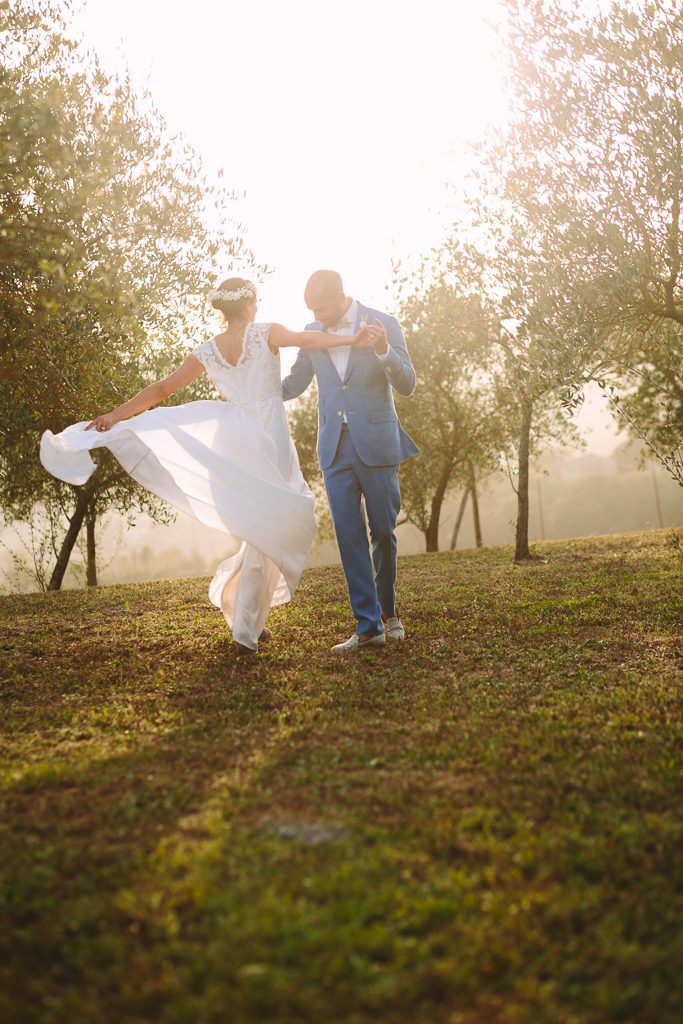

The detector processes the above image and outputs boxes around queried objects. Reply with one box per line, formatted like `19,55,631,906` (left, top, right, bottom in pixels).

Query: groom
282,270,418,651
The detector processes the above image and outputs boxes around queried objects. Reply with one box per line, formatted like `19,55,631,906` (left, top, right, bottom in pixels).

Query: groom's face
305,285,346,328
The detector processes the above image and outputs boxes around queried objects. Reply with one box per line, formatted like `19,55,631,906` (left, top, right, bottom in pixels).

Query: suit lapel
309,322,334,376
309,319,339,379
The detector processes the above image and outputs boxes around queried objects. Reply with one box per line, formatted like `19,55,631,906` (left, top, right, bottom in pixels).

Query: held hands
85,412,118,432
353,319,388,354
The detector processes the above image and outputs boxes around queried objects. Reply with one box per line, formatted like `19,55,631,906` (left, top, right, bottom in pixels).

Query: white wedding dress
40,323,316,649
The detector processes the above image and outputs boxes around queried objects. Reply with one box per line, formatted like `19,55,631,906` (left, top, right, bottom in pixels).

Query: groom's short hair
305,269,344,297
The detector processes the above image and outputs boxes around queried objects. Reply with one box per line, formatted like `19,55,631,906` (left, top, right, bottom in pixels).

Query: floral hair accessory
207,284,256,303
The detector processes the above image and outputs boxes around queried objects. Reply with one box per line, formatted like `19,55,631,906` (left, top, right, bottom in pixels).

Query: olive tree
489,0,683,495
1,0,254,589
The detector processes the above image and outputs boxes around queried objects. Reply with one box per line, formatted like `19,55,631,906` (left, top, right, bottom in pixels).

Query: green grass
1,530,682,1024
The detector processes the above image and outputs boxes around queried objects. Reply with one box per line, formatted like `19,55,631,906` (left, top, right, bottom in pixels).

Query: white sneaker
382,615,405,640
331,631,386,653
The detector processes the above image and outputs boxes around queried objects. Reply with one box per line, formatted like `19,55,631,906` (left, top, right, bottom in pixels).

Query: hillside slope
1,532,682,1023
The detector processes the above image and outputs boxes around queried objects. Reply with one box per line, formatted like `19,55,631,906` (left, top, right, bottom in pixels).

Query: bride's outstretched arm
85,355,204,432
268,323,372,351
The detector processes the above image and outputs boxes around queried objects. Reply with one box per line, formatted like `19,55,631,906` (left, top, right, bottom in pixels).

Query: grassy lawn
1,530,682,1024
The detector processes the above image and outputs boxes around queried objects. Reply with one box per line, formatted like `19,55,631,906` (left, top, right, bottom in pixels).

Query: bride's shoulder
190,337,216,361
246,322,279,359
247,322,274,343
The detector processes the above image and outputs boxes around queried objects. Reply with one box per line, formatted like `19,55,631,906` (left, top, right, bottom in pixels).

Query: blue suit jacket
282,302,419,470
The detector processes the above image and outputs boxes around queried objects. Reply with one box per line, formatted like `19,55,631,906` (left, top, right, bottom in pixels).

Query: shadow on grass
0,663,291,1018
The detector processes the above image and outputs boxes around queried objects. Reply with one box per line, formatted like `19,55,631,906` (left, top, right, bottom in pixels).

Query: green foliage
401,0,683,556
1,532,682,1022
393,271,513,549
392,236,582,555
491,0,683,482
0,0,253,581
604,322,683,488
498,0,683,335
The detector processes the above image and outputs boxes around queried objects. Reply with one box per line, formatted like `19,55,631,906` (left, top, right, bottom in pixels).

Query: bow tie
327,318,352,331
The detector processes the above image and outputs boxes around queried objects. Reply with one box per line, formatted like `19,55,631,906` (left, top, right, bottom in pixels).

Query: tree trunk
48,487,93,591
449,489,470,550
468,460,483,548
421,528,438,552
651,464,664,528
514,398,534,562
425,462,454,552
425,519,440,552
86,509,97,587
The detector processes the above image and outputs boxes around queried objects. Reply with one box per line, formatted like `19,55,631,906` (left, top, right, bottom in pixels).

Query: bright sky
75,0,506,320
75,0,622,455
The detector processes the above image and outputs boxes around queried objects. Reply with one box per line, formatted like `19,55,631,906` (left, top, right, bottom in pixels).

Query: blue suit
282,302,419,636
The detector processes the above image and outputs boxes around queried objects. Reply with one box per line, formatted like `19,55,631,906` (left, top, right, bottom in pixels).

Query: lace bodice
192,323,281,412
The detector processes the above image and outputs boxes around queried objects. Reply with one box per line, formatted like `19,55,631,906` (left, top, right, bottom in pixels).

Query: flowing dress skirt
40,400,316,648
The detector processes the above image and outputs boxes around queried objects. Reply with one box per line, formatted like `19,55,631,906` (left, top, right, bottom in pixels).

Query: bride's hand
352,323,375,347
85,412,118,432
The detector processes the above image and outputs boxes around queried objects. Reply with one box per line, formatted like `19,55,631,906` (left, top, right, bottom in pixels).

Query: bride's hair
208,277,256,323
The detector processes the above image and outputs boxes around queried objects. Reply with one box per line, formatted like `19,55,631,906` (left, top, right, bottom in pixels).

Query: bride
40,278,372,653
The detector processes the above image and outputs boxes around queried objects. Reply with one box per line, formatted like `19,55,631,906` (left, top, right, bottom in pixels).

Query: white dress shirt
326,298,358,381
325,298,390,382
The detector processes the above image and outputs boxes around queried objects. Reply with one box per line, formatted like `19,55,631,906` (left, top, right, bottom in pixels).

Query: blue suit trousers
323,427,401,637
